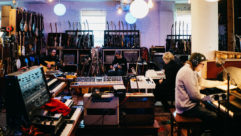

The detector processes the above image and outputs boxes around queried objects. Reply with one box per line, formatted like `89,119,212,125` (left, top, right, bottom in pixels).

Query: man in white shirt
175,52,226,135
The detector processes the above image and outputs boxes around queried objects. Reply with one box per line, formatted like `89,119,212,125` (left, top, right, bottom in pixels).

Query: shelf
46,46,64,50
46,46,91,51
63,64,77,66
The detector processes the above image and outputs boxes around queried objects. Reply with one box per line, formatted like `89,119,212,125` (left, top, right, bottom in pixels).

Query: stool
170,109,202,136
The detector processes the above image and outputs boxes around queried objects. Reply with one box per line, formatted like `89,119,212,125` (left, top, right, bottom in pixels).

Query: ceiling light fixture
117,6,123,14
125,12,137,24
54,0,66,16
130,0,149,19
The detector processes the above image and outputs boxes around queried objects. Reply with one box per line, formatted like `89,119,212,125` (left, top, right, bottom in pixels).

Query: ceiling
0,0,189,5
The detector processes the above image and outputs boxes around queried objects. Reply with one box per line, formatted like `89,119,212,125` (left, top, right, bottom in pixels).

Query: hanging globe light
130,0,149,19
54,3,66,16
125,12,137,24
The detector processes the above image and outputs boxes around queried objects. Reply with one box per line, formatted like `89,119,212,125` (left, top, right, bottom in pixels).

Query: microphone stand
221,65,230,116
220,64,230,133
131,67,140,93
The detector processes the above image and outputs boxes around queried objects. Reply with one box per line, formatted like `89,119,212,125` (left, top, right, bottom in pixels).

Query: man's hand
47,64,51,68
117,65,122,69
222,80,228,85
159,79,163,84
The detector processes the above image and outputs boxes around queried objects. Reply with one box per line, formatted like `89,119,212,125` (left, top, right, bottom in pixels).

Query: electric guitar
40,61,56,73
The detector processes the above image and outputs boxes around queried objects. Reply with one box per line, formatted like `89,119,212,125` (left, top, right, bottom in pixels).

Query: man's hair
115,50,122,56
162,52,175,63
189,52,206,67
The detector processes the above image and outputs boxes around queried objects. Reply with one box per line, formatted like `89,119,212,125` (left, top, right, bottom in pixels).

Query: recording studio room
0,0,241,136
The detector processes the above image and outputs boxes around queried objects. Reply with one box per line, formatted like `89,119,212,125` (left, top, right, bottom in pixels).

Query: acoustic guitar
40,61,56,73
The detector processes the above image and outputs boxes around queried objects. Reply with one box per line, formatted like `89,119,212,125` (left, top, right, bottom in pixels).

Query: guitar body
0,60,4,77
40,61,56,73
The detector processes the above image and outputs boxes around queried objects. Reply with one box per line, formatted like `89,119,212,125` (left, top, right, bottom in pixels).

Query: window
175,4,191,39
81,10,106,47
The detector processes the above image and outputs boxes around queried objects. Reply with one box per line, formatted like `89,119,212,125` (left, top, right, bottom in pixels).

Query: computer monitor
5,66,50,124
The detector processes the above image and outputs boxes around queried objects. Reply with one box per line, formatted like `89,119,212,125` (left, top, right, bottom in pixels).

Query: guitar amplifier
120,93,154,125
64,55,75,65
83,93,119,126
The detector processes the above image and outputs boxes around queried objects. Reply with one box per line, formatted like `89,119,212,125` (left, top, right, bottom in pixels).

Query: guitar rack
65,30,94,49
47,30,94,49
166,34,191,54
104,30,140,49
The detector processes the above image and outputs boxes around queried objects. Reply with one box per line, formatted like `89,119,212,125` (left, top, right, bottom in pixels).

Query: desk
76,120,159,136
130,76,156,93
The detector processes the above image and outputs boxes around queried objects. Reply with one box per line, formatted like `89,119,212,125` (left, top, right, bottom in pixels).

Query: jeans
181,104,224,136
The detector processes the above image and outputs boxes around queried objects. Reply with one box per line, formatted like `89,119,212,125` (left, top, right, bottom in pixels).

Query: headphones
190,53,206,67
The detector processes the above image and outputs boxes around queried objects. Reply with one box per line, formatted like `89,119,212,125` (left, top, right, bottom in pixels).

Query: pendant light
54,0,66,16
125,12,137,24
130,0,149,19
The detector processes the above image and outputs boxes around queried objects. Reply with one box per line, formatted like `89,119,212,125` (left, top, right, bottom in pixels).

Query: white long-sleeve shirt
175,63,224,114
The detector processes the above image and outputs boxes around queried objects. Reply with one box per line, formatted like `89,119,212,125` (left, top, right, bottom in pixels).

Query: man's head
51,49,57,57
162,52,175,64
115,50,122,59
189,52,206,72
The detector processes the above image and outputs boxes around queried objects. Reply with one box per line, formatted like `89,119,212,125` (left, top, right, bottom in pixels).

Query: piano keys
46,77,67,97
201,87,241,121
60,107,82,136
31,99,75,134
201,66,241,120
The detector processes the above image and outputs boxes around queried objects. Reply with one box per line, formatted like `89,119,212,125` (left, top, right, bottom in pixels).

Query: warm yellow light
48,0,53,2
148,0,153,9
117,7,123,14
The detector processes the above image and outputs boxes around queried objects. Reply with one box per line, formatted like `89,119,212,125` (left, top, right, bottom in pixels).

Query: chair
170,108,202,136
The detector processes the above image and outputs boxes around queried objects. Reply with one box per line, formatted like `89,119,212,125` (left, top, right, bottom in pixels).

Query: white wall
159,1,175,46
191,0,218,59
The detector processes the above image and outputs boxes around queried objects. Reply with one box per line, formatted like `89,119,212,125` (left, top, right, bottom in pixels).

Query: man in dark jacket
108,50,127,76
154,52,180,111
40,49,61,71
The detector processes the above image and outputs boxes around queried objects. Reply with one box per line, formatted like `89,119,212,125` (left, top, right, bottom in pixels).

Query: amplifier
64,54,75,65
83,93,119,126
120,93,154,125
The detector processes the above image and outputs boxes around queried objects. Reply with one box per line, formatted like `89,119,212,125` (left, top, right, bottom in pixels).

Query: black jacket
112,56,127,73
40,55,61,69
156,60,180,97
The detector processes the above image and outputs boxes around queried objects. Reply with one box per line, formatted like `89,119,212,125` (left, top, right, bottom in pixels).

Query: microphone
216,58,225,67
